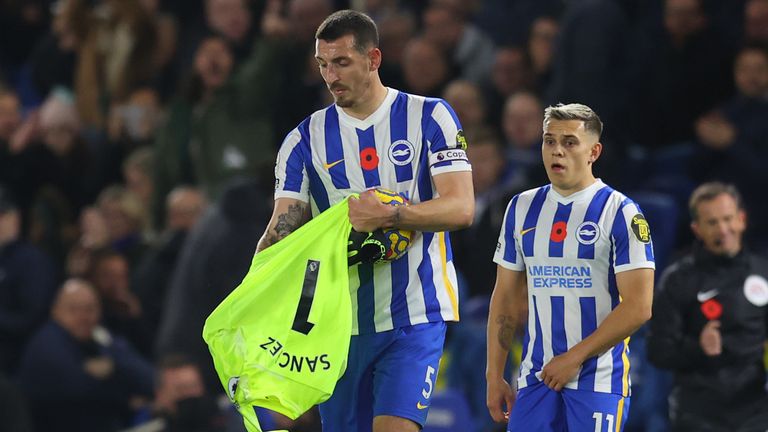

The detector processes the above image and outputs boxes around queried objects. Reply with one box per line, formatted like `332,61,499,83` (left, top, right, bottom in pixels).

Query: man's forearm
256,201,310,252
384,171,474,232
487,300,515,379
486,275,526,379
385,194,473,232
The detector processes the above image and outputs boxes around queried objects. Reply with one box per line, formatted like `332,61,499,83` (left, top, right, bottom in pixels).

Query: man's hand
695,112,736,150
699,320,722,356
540,351,583,391
486,375,515,423
84,356,115,379
348,190,394,232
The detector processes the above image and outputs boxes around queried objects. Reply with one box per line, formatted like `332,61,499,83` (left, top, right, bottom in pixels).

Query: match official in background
647,182,768,432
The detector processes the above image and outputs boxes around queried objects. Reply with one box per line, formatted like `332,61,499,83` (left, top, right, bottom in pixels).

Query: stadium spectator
261,0,334,137
471,0,561,47
122,147,155,226
108,88,163,152
88,248,153,357
443,79,488,134
153,33,284,206
546,0,656,186
527,16,559,94
401,37,453,97
0,186,57,375
156,178,269,391
422,0,496,85
96,185,149,266
134,186,206,346
485,46,532,124
11,91,103,237
634,0,734,149
501,91,546,186
376,10,416,91
74,0,160,131
452,130,523,299
124,354,229,432
692,45,768,251
744,0,768,45
17,278,154,432
26,0,81,99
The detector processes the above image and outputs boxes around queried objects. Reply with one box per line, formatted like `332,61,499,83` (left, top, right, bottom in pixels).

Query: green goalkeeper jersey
203,197,353,432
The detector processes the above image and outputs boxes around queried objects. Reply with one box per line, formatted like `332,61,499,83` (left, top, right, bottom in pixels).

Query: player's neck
551,176,597,197
341,79,388,120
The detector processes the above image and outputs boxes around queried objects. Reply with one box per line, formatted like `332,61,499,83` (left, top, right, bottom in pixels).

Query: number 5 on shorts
422,365,436,399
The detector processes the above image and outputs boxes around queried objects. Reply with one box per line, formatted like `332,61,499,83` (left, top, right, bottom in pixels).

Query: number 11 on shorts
592,412,614,432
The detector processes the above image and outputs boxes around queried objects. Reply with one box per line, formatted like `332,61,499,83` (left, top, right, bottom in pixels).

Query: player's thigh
507,382,566,432
372,415,420,432
371,322,446,428
562,388,629,432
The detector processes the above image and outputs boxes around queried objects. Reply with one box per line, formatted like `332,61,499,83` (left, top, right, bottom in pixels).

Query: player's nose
550,143,565,155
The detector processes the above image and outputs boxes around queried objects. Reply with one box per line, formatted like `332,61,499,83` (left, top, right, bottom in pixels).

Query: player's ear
589,142,602,164
368,47,382,71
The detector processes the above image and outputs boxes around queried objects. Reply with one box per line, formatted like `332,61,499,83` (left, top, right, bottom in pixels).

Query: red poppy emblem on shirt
550,221,567,242
700,299,722,320
360,148,379,171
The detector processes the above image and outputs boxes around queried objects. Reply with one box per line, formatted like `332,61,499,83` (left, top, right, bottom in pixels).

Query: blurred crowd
0,0,766,431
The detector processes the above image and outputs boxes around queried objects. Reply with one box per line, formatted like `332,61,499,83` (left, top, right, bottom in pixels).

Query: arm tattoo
496,315,516,351
273,203,308,239
393,206,401,226
259,203,308,251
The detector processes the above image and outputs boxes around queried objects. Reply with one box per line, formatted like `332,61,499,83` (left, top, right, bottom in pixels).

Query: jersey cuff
274,190,310,202
614,262,656,273
493,257,524,271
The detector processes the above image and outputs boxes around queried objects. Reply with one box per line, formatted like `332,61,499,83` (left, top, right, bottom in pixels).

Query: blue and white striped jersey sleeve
424,99,472,176
274,128,310,202
610,199,656,273
493,195,525,271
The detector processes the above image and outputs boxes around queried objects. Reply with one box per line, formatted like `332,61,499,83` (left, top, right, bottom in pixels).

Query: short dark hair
688,182,743,221
155,353,202,388
738,43,768,63
543,103,603,138
157,353,199,371
315,10,379,53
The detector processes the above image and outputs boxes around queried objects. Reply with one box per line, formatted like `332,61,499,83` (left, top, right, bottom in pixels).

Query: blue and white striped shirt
275,88,471,335
493,180,655,396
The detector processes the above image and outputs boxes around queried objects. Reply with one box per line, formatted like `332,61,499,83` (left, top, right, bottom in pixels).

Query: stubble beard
334,94,353,108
